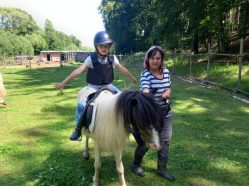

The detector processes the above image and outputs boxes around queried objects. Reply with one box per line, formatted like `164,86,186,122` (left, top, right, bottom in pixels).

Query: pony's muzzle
146,128,161,151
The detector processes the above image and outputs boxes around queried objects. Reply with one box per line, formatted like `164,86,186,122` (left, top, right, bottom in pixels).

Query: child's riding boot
70,127,82,141
157,141,175,181
131,144,149,177
70,108,86,141
70,100,93,141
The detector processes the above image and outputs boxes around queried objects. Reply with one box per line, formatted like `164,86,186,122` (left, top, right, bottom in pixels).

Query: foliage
100,0,249,54
237,1,249,38
0,7,86,56
0,29,33,55
0,7,38,35
44,19,83,51
25,31,48,55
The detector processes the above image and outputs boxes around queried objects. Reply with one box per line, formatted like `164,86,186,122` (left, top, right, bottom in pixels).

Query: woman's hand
162,88,171,100
162,93,169,100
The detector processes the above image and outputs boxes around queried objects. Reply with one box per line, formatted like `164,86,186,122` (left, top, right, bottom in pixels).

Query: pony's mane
115,90,163,131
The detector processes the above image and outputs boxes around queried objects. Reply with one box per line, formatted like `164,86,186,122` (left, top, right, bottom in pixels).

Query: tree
25,31,48,55
0,29,12,55
100,0,150,53
44,19,82,51
69,35,82,48
0,7,38,35
237,1,249,39
0,30,33,55
100,0,249,53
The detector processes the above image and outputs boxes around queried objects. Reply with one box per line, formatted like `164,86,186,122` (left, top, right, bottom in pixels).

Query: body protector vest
86,52,114,85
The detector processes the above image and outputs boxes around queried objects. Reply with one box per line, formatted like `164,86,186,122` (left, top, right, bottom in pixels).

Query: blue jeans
75,84,121,125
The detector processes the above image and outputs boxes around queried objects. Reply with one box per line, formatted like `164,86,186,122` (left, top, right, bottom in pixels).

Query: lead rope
123,79,135,134
123,80,134,91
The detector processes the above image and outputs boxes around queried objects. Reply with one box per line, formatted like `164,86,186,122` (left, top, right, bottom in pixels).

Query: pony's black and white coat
83,90,163,186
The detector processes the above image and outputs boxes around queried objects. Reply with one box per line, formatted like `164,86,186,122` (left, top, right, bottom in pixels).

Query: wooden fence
0,55,67,68
1,42,249,96
119,40,249,97
169,42,249,97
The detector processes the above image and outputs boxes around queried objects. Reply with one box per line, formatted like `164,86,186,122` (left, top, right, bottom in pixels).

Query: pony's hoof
83,152,90,160
0,102,6,106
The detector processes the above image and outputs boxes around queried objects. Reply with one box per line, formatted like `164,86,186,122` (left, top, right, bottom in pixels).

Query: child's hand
54,82,65,90
131,77,138,84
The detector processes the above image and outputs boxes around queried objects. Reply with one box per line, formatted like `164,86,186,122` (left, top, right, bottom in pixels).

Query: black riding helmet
94,31,113,56
94,31,113,46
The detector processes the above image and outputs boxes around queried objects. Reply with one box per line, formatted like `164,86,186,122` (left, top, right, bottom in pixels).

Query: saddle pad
88,102,97,132
88,90,114,132
77,86,97,105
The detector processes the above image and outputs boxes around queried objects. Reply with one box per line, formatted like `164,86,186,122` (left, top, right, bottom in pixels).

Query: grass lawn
0,63,249,186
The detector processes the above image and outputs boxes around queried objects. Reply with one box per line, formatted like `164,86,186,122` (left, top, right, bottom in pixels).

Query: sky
0,0,105,47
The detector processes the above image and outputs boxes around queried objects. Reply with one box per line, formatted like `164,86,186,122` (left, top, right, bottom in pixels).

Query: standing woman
131,46,175,181
0,73,7,106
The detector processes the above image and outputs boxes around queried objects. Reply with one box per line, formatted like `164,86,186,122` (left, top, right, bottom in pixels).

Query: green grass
0,62,249,186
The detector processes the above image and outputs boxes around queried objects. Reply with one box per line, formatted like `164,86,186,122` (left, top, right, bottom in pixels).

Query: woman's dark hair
144,46,165,71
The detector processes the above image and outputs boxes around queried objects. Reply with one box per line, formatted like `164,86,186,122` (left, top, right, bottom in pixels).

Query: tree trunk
192,29,199,54
218,17,229,53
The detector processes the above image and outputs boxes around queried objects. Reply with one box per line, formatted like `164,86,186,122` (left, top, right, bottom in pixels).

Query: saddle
77,87,117,130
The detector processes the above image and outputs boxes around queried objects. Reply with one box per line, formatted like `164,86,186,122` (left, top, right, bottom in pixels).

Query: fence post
189,54,192,79
119,54,122,63
3,53,6,68
237,38,243,90
59,59,62,67
173,48,176,75
12,56,15,66
29,56,32,68
206,43,211,80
